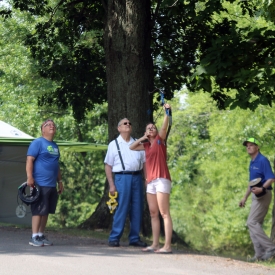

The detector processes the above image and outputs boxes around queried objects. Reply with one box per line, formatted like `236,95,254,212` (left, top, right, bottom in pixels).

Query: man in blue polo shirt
239,137,275,261
26,119,64,247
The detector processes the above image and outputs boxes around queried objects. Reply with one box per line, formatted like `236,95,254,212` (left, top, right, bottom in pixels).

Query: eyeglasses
43,123,56,128
120,122,132,126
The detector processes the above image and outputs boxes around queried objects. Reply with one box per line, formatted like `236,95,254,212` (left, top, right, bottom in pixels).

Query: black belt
114,171,141,175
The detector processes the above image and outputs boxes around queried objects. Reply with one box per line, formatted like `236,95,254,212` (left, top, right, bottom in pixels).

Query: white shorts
146,178,172,194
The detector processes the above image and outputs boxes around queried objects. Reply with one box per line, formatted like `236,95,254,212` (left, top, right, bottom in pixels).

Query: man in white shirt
104,118,147,247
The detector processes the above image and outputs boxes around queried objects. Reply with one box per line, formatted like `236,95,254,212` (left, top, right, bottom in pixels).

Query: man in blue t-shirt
239,137,275,261
26,119,64,247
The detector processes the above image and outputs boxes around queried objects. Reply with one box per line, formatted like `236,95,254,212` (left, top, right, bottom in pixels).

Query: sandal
154,248,173,254
142,246,158,252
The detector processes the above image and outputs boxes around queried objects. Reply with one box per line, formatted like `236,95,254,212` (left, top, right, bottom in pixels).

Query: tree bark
104,0,153,139
80,0,153,237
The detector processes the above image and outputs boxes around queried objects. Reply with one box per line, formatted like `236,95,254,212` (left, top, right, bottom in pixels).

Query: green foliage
2,0,275,254
11,0,106,122
0,8,12,19
49,150,106,227
48,106,108,227
190,1,275,110
262,0,275,21
0,9,59,135
8,0,269,120
169,89,275,254
0,9,108,228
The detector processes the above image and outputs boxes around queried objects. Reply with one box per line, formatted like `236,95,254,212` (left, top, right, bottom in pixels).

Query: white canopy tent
0,120,107,226
0,120,34,138
0,121,34,225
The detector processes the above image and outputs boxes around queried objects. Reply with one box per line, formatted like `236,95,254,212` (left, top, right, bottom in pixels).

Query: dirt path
0,226,274,275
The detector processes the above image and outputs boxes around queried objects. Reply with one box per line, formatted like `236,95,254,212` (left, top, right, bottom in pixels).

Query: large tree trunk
80,0,153,236
104,0,153,138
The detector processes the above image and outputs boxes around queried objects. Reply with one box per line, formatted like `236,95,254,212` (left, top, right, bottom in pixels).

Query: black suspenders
115,138,125,171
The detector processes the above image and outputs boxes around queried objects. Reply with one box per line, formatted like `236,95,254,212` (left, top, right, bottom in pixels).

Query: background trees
168,90,275,254
9,1,274,122
0,6,108,228
1,0,275,255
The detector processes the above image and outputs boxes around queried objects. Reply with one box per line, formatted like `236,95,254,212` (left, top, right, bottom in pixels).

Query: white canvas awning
0,120,34,138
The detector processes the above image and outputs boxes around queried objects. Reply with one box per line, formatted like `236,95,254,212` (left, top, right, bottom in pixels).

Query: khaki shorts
146,178,171,194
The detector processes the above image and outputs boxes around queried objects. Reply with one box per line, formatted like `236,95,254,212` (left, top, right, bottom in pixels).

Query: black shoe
129,240,147,247
108,241,120,247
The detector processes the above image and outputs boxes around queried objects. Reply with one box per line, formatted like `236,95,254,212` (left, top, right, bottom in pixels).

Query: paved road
0,226,275,275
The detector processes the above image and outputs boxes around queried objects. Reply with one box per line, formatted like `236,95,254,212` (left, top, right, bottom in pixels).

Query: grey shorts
31,186,58,216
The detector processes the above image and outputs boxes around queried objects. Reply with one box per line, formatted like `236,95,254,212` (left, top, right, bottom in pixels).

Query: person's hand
144,178,148,186
58,181,64,194
139,131,150,141
109,185,116,196
163,103,171,110
27,178,35,188
239,198,246,208
144,131,150,139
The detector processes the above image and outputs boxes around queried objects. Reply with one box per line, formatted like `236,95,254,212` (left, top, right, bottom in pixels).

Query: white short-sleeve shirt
104,135,145,172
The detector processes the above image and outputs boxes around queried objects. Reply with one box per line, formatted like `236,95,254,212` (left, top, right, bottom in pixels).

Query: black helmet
18,182,41,206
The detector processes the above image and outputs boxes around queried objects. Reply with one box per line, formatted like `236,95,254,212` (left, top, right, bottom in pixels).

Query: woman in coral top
129,103,173,254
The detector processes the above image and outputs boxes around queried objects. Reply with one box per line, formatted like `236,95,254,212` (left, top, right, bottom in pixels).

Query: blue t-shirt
27,137,60,187
249,152,274,190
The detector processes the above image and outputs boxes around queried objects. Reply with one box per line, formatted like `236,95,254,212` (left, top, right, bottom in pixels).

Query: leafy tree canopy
0,0,12,18
189,0,275,110
10,0,106,121
6,0,272,121
0,8,108,228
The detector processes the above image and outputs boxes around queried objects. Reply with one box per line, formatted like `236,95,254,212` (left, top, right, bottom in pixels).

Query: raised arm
158,103,171,140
